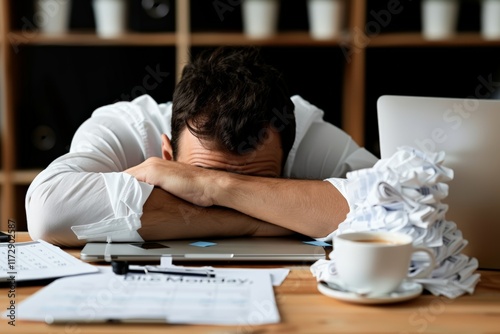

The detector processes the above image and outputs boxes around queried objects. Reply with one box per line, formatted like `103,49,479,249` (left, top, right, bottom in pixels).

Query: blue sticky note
190,241,217,248
303,240,331,247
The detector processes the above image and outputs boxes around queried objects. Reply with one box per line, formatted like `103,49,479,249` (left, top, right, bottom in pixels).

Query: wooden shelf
13,170,42,185
368,32,500,47
0,170,41,186
10,31,178,46
0,171,36,186
8,31,350,47
190,32,347,46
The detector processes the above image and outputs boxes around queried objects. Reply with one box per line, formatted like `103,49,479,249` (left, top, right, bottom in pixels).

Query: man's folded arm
139,188,294,241
125,158,350,240
25,152,152,247
26,155,292,247
212,174,350,239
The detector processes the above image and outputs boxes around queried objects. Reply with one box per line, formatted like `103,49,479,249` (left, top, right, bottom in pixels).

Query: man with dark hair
170,46,296,167
26,46,378,247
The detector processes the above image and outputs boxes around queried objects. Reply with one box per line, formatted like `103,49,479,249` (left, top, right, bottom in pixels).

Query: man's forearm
126,157,347,239
209,175,348,238
138,188,294,240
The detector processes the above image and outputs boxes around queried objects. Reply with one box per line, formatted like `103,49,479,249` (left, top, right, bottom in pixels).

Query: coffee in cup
333,231,436,295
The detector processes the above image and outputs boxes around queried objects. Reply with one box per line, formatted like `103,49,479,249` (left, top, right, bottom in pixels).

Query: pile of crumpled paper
311,146,480,298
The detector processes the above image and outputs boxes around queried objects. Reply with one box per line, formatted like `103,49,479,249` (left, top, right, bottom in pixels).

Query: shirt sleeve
25,96,169,247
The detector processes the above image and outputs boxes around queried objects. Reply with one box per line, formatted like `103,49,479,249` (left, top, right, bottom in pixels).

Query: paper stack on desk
9,269,281,325
311,146,481,299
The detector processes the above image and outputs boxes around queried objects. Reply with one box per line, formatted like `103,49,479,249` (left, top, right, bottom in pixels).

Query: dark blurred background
8,0,500,168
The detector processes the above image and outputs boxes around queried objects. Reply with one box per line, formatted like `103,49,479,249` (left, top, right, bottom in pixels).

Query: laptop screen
377,95,500,269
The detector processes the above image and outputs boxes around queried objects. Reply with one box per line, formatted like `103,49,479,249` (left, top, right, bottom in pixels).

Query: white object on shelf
481,0,500,40
242,0,280,39
92,0,128,38
421,0,460,40
34,0,72,35
307,0,344,40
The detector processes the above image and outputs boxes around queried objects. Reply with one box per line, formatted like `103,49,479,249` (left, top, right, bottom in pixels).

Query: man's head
167,46,296,177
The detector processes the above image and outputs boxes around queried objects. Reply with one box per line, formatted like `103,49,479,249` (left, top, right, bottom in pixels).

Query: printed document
12,270,280,325
0,240,98,282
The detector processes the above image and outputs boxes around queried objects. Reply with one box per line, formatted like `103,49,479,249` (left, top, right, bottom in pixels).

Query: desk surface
1,232,500,334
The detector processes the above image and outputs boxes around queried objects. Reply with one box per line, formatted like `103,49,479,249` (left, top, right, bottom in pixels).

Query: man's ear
161,134,174,161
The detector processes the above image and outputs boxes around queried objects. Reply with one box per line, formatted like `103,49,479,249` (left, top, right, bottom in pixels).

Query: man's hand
125,157,217,207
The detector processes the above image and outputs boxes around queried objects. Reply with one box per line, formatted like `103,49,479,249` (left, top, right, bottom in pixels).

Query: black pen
111,261,216,278
0,231,11,242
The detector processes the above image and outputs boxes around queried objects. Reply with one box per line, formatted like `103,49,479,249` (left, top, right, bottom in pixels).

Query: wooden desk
2,232,500,333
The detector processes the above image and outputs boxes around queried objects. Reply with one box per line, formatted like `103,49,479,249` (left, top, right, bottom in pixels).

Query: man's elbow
26,196,84,247
309,209,347,240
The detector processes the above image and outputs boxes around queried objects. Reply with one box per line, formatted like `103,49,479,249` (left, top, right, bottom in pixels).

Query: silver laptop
377,95,500,269
80,236,328,262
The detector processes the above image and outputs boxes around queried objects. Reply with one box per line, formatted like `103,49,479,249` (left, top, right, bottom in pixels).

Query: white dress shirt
26,94,378,246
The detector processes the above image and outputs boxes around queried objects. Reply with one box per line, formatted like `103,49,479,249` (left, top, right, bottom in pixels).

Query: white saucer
317,281,423,305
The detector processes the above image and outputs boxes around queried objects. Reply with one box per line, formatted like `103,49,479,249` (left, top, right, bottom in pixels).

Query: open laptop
377,95,500,269
80,235,328,263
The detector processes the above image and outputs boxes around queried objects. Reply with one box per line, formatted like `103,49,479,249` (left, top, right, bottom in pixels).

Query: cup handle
408,247,436,279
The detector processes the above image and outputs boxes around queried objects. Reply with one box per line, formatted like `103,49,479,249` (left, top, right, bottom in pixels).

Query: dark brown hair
171,46,296,171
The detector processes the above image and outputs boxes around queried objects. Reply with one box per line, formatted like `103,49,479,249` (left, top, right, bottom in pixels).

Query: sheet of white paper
140,262,290,286
0,240,98,282
207,267,290,286
10,270,280,325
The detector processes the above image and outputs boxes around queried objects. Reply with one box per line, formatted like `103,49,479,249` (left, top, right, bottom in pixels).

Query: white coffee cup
34,0,72,35
242,0,280,39
307,0,344,40
481,0,500,40
333,231,436,295
421,0,460,40
92,0,128,38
